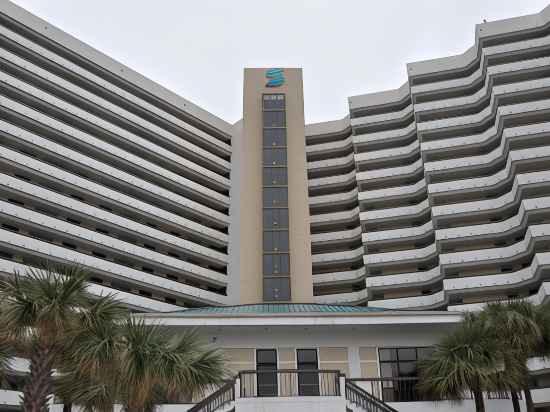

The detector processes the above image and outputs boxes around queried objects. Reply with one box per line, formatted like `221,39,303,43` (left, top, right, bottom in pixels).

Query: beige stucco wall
234,68,313,304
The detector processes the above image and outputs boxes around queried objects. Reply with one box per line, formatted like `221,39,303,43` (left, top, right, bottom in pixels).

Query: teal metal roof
168,303,388,315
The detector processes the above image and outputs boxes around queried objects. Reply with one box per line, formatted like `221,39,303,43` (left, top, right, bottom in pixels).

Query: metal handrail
238,369,341,398
187,380,235,412
351,377,516,402
345,380,399,412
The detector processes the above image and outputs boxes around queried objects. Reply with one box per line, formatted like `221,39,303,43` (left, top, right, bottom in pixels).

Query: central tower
228,68,313,304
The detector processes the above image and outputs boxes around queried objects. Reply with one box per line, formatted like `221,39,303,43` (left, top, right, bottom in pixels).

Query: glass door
256,349,278,396
297,349,319,396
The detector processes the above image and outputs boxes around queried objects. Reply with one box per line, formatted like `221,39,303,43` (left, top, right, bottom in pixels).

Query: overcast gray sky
11,0,550,124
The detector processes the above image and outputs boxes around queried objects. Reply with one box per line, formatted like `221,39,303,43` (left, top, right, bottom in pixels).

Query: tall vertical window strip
262,94,291,301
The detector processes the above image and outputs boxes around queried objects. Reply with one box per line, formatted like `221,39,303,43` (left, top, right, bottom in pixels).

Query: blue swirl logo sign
265,68,285,87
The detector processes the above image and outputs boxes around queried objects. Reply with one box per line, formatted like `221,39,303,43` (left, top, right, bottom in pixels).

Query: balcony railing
238,369,341,398
187,380,235,412
353,377,516,402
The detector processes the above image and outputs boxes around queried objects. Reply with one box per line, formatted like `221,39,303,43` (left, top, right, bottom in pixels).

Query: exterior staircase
188,370,397,412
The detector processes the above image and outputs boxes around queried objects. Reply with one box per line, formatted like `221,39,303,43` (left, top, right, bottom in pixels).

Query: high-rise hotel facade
1,1,550,313
2,2,550,411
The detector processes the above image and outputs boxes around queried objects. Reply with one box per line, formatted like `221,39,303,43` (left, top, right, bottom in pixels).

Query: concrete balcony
307,152,355,172
0,24,232,156
363,221,434,244
308,170,356,189
0,98,229,207
0,47,231,172
364,243,437,265
411,34,550,95
349,82,410,112
428,146,550,195
351,103,413,128
425,122,550,175
421,102,550,153
0,149,229,245
415,56,550,114
313,267,366,285
354,140,419,164
367,290,445,309
366,266,441,289
0,200,228,279
0,258,180,312
356,158,423,183
306,136,353,155
360,199,430,223
314,289,368,305
1,119,230,225
436,196,550,242
312,246,364,265
309,188,358,208
440,224,550,266
417,94,550,137
0,71,230,189
311,226,363,244
0,229,228,305
0,174,228,260
443,251,550,292
432,171,550,219
448,281,550,312
358,179,426,204
352,122,416,147
310,207,360,226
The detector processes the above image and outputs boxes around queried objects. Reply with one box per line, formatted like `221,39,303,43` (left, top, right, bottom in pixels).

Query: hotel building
1,1,550,411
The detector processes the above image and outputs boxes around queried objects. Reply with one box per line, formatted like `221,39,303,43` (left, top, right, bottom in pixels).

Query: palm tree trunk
22,343,54,412
473,389,486,412
523,385,535,412
510,392,521,412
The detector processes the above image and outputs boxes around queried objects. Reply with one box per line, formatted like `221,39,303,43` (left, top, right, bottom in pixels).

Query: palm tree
0,263,97,412
418,313,508,412
58,318,228,412
481,301,550,412
0,332,14,380
117,319,227,412
0,262,228,412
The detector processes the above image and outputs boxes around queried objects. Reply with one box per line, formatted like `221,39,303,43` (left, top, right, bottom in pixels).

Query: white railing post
234,377,240,399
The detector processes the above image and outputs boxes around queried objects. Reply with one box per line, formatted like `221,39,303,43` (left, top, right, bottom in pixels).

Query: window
256,349,278,396
263,128,286,147
263,168,288,186
378,347,435,402
263,94,285,110
263,188,288,207
263,253,290,275
263,149,287,166
263,93,289,302
263,209,289,229
263,111,285,127
263,277,291,301
297,349,319,396
263,231,289,253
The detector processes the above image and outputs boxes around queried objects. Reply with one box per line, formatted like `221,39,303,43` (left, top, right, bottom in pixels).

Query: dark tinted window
263,128,287,147
263,231,289,252
263,149,287,166
263,253,290,275
256,349,278,397
263,94,285,110
263,168,288,186
263,188,288,207
263,277,291,301
263,209,289,229
263,111,285,127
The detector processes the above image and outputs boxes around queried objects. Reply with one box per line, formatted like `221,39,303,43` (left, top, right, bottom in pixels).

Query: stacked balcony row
355,5,550,310
0,8,233,310
305,117,367,302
